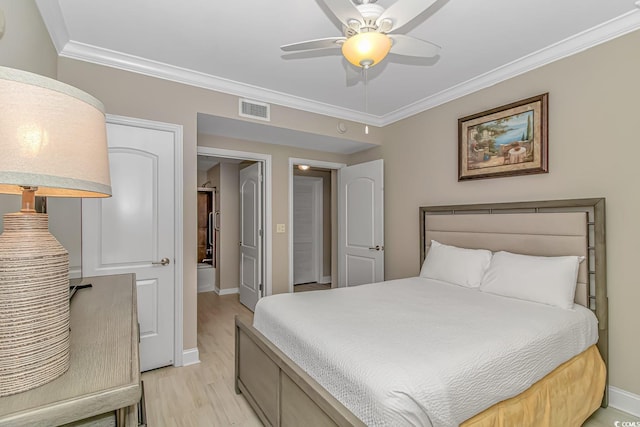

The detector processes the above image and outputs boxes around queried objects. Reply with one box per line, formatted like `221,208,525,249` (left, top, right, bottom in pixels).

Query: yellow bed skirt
462,345,606,427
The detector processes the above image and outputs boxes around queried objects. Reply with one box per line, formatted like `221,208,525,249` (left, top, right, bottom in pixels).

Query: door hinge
259,284,263,292
259,229,263,237
259,174,263,182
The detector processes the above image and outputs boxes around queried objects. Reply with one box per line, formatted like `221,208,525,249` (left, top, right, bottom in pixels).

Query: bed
235,198,608,426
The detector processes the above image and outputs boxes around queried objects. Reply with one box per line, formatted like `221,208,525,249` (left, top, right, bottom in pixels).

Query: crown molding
58,41,379,126
379,9,640,126
38,1,640,127
35,0,69,53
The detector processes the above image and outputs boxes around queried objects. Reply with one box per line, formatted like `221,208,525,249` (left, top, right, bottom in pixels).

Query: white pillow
419,240,492,288
479,251,582,310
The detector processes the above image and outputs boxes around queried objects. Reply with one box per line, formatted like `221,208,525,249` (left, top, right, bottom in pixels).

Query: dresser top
0,274,141,426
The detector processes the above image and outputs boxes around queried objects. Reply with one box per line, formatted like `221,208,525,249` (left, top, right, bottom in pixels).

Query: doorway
293,174,323,285
288,158,345,292
197,146,271,310
196,182,216,294
293,172,329,292
289,158,385,291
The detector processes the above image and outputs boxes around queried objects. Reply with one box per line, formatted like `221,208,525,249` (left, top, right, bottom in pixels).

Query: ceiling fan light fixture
341,32,391,68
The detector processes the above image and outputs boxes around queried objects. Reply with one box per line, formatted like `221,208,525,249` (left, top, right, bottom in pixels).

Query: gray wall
0,0,57,77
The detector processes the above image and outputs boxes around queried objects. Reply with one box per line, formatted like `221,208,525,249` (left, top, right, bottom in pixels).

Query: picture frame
458,93,548,181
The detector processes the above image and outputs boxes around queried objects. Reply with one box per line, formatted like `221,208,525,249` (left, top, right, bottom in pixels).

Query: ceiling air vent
239,98,270,122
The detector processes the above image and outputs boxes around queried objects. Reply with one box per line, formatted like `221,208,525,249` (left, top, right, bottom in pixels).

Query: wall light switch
276,224,286,233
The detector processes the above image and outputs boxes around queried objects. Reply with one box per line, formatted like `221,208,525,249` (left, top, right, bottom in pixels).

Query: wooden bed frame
235,198,608,426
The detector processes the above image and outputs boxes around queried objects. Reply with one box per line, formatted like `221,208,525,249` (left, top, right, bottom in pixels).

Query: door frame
288,158,346,292
106,114,185,367
293,175,323,285
198,146,272,297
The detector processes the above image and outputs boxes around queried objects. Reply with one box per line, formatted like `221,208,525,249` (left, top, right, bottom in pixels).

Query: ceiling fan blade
320,0,363,27
377,0,437,32
389,35,440,57
281,37,345,52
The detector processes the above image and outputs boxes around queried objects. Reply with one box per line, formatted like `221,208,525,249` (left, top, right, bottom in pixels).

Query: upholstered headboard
419,198,608,404
423,212,589,306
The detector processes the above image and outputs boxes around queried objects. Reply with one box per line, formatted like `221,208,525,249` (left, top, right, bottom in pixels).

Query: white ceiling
37,0,640,128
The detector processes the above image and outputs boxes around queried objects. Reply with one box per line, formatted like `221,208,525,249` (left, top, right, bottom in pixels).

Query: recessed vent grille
239,98,270,121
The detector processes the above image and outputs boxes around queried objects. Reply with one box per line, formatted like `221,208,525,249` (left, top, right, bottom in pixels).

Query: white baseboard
318,276,332,284
69,266,82,279
197,282,215,293
610,386,640,417
215,287,239,296
182,348,200,366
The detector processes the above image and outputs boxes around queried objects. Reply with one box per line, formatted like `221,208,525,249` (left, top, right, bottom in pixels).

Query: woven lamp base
0,212,70,397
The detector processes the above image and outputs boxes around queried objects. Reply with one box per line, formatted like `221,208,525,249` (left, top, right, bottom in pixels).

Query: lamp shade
0,67,111,397
0,66,111,198
341,32,392,68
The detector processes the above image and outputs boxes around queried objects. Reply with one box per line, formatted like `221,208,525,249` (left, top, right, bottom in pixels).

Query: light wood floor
141,291,633,426
141,292,261,426
294,282,331,292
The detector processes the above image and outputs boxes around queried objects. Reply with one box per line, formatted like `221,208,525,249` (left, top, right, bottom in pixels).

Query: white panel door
82,119,175,372
338,159,384,287
293,176,322,285
239,162,262,311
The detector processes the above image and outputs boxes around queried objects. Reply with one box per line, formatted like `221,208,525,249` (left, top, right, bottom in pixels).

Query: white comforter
253,277,598,427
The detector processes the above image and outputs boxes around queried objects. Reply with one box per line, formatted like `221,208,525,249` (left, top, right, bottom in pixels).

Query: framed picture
458,93,548,181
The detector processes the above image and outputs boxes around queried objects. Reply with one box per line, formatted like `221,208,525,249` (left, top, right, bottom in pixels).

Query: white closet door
293,176,322,285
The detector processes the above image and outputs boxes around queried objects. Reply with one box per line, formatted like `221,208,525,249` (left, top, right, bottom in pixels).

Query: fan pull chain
364,65,369,135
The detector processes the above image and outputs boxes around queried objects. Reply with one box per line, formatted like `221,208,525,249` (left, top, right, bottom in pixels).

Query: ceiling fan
281,0,441,69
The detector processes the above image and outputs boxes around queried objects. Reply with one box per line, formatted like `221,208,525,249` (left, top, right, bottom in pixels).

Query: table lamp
0,67,111,396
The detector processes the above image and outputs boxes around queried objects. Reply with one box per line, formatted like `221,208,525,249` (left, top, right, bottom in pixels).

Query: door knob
369,245,381,251
152,257,170,266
